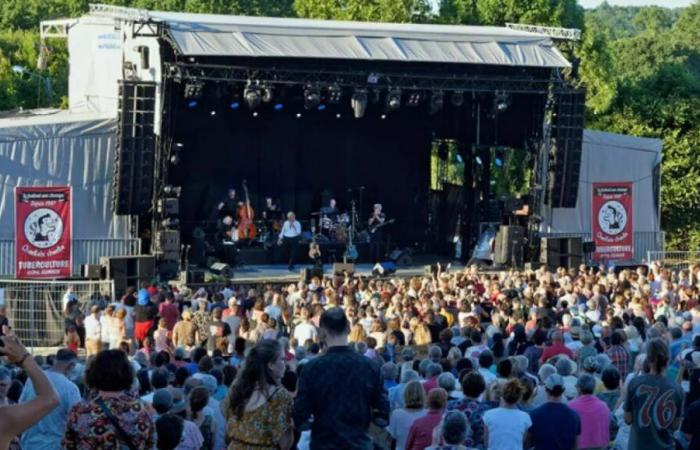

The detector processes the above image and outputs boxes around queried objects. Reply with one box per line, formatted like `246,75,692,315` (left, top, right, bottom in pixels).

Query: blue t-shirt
529,401,580,450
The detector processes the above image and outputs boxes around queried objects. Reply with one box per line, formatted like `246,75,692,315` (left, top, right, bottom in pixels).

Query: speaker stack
540,237,583,268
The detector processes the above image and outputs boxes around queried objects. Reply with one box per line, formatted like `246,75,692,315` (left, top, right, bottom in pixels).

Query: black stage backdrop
169,91,545,249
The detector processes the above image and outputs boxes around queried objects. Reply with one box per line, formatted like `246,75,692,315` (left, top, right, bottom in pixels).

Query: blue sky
579,0,694,7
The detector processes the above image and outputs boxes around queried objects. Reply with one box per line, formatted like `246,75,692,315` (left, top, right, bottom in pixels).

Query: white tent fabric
0,109,129,240
546,129,662,234
139,11,570,67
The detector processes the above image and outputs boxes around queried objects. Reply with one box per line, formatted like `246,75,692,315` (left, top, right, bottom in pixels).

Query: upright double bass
237,180,257,240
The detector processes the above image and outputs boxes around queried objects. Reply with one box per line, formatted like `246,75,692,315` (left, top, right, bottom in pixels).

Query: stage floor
228,255,464,284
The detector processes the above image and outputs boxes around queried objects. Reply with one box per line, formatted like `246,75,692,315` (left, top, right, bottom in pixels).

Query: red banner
15,187,72,279
592,182,633,262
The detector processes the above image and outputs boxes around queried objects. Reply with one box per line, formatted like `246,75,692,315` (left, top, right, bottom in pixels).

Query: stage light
317,104,326,111
229,101,240,110
456,153,464,163
494,156,504,167
210,110,217,116
327,85,342,104
262,86,274,103
253,112,259,117
244,81,262,110
184,80,204,99
296,113,302,118
304,86,321,110
429,91,444,115
386,88,401,112
274,103,284,111
187,100,198,108
163,185,182,197
336,113,342,119
475,156,483,165
351,88,368,119
451,90,464,107
495,91,510,112
381,114,387,119
170,154,179,165
161,218,180,228
407,91,423,107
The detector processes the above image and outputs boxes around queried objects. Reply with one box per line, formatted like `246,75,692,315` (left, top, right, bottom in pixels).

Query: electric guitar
344,201,359,261
369,218,395,234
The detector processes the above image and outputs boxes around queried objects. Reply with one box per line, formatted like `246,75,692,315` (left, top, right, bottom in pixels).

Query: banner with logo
592,182,633,262
15,187,72,279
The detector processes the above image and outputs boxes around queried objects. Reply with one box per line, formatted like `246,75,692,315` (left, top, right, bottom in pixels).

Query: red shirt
423,376,439,395
406,410,443,450
159,302,180,330
540,342,574,363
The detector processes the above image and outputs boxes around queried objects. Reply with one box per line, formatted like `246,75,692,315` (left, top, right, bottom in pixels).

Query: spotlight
187,100,198,108
336,113,342,119
262,86,274,103
253,112,259,117
475,156,483,166
296,113,302,118
429,91,444,115
351,88,368,119
229,101,240,110
244,81,261,110
381,114,386,119
317,104,326,111
184,80,204,99
274,103,284,111
163,185,181,197
494,149,505,167
456,153,464,164
385,88,401,112
161,218,180,228
407,91,423,107
495,91,510,113
210,110,217,116
451,90,464,107
304,85,321,110
170,154,179,165
327,85,343,104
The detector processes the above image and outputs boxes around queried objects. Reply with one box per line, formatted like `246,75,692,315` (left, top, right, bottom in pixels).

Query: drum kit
314,211,352,242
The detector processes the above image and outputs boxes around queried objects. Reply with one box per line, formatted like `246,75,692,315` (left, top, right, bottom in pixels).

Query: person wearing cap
528,374,581,450
18,348,80,450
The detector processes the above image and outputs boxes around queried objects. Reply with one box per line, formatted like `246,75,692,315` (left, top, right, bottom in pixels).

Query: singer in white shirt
278,211,302,271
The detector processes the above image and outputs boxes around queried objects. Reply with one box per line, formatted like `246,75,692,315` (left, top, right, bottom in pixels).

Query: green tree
472,0,584,29
294,0,431,23
577,16,617,116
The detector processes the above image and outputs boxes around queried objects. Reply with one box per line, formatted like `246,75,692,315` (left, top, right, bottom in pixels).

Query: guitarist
278,211,302,271
368,203,386,263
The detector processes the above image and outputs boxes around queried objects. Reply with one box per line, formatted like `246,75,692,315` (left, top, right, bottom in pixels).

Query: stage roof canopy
89,4,571,68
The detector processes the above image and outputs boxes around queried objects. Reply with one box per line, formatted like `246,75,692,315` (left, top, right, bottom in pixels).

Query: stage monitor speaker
389,248,413,266
112,81,157,215
81,264,103,279
180,269,205,284
300,267,324,283
372,262,397,276
332,263,355,276
540,237,583,268
546,90,585,208
209,262,233,277
100,255,156,296
494,225,525,266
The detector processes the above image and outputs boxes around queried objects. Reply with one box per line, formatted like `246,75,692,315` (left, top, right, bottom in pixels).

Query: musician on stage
217,215,237,264
262,197,283,243
368,203,386,263
278,211,302,271
217,188,238,219
320,198,339,220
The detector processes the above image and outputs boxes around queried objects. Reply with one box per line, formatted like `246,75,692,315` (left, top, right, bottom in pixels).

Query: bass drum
334,223,348,242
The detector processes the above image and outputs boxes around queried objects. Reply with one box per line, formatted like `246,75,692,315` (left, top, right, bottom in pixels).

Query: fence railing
539,231,665,264
0,279,114,349
0,238,141,277
646,250,700,273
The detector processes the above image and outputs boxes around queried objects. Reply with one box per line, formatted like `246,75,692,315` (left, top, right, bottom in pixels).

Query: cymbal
310,211,323,216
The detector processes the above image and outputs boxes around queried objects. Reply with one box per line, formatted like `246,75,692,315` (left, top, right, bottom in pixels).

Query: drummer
320,198,339,221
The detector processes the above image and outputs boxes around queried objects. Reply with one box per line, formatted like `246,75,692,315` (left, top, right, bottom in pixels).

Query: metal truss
165,62,568,95
89,3,150,22
40,19,77,39
506,23,581,41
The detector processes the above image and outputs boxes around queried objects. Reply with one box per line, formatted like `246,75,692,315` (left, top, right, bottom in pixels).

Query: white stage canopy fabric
545,129,662,234
0,109,129,240
94,6,570,68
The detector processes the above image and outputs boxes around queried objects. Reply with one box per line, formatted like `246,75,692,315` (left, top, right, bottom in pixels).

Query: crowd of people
1,261,700,449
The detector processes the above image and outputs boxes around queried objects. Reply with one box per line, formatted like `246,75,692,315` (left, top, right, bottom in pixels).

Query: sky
579,0,694,8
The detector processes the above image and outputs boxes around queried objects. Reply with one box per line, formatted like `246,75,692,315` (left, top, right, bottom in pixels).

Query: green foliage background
1,0,699,248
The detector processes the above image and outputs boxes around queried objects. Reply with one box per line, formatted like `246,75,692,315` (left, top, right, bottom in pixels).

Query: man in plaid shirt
606,330,631,379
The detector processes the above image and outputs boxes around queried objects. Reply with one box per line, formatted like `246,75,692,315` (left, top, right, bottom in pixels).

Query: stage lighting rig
304,85,321,110
244,80,262,110
163,185,181,197
407,91,423,107
351,88,368,119
429,91,444,115
385,88,401,112
184,80,204,99
451,90,464,107
495,91,510,112
161,218,180,228
327,85,343,104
